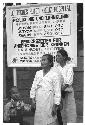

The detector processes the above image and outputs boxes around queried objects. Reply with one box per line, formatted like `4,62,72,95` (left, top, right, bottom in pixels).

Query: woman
30,54,62,125
54,49,77,125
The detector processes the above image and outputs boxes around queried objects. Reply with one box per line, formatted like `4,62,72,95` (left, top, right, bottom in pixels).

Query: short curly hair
57,49,71,61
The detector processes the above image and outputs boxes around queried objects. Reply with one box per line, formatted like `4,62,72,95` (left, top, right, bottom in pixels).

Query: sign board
6,3,77,67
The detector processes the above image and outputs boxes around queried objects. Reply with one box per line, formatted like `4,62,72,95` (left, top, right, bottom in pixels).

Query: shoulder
50,68,61,79
36,70,42,74
35,70,43,76
52,63,61,74
65,62,74,75
66,61,75,69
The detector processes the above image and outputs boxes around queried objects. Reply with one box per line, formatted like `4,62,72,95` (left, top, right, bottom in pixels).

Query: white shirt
30,68,61,105
53,62,75,92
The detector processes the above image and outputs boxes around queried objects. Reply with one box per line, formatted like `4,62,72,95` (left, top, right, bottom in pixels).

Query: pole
13,68,17,86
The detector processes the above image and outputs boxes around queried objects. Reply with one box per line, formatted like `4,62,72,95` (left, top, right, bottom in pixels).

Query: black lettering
52,15,55,19
59,42,63,46
51,43,55,46
53,38,61,42
64,42,69,46
49,7,52,13
45,15,50,20
64,14,69,18
30,44,35,47
11,10,14,16
39,16,44,20
16,9,28,15
29,17,34,21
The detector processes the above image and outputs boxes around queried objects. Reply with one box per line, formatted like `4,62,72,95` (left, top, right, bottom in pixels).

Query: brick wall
17,67,41,103
73,57,84,117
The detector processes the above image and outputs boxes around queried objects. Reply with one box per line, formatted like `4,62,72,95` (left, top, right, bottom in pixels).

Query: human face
56,52,64,64
11,88,20,101
41,55,51,69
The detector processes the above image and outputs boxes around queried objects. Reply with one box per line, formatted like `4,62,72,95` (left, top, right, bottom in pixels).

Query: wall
73,57,84,117
16,57,84,118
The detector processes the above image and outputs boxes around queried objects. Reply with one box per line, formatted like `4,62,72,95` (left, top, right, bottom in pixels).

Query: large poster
6,3,77,67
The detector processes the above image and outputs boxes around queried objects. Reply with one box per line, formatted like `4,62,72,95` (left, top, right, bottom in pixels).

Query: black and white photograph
2,2,84,125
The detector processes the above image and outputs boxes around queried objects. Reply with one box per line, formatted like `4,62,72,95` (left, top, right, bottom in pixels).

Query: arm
52,72,62,116
62,84,69,91
53,73,61,105
30,72,39,109
62,66,74,91
30,72,38,99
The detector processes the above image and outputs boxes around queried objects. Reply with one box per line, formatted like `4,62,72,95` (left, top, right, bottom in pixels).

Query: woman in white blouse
55,49,77,125
30,54,62,125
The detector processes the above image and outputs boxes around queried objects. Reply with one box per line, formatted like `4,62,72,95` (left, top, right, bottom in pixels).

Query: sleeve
64,65,74,86
53,72,61,105
30,72,38,99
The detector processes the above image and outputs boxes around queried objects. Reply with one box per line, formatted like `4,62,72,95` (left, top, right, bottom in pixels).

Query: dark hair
10,86,19,94
57,49,71,61
42,54,53,67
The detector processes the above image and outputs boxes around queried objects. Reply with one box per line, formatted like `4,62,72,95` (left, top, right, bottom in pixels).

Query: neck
60,60,66,67
43,67,51,75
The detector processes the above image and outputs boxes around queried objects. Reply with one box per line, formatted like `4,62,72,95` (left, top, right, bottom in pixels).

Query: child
4,86,31,125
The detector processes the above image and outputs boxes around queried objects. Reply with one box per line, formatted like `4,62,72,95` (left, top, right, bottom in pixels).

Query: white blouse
30,68,62,105
53,62,75,92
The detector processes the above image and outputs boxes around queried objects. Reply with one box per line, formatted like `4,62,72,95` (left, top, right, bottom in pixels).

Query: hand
31,98,36,110
60,99,63,110
62,84,69,91
57,103,63,111
52,104,58,116
32,98,36,104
